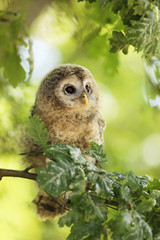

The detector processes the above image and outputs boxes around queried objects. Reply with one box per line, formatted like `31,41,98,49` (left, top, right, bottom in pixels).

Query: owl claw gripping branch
22,64,105,219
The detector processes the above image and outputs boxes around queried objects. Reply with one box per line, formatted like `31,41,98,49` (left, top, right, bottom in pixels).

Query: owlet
23,64,105,218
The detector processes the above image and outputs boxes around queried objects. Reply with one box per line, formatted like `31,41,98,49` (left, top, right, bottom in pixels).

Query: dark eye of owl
85,85,90,93
64,85,76,94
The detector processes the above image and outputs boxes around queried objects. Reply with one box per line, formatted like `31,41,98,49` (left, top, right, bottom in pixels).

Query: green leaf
150,190,160,214
108,210,132,236
37,161,85,197
27,115,49,150
147,178,160,191
68,145,87,164
133,0,150,16
108,210,153,240
121,185,131,202
113,171,126,181
69,170,86,202
125,171,143,193
99,0,109,9
0,11,31,87
0,47,26,87
85,142,107,164
45,143,72,161
137,198,156,213
45,143,87,164
125,15,160,59
67,220,107,240
87,169,113,198
77,193,108,222
154,233,160,240
109,31,129,54
82,194,108,221
110,0,128,14
58,208,83,227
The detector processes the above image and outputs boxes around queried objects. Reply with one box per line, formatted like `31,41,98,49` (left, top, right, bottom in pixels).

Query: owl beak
80,92,88,106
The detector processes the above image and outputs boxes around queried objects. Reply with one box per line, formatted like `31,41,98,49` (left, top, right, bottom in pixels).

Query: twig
49,194,70,212
105,199,118,207
0,168,37,181
0,168,119,211
19,151,43,156
106,205,118,211
24,165,34,172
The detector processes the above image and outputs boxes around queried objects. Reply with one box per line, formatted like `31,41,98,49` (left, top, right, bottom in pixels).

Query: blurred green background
1,0,160,239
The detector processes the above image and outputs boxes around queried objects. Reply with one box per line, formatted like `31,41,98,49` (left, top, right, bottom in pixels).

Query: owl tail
33,191,67,219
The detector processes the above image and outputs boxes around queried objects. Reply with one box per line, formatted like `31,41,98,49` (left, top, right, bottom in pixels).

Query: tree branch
105,199,118,207
0,168,37,181
0,168,120,212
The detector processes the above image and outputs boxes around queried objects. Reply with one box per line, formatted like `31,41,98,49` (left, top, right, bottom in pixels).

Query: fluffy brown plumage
23,64,105,219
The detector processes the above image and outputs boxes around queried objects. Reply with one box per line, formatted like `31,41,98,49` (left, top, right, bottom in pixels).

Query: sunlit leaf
87,169,113,197
136,198,156,213
0,11,31,87
27,115,49,150
37,161,83,197
125,15,160,59
69,170,86,202
111,0,128,14
79,193,108,221
58,208,83,227
67,220,107,240
121,185,131,202
108,210,153,240
109,31,129,54
85,141,107,164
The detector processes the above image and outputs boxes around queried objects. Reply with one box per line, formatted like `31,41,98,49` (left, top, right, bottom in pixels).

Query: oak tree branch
0,168,119,210
0,168,37,181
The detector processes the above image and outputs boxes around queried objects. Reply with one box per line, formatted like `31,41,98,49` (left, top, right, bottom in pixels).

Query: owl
23,64,105,218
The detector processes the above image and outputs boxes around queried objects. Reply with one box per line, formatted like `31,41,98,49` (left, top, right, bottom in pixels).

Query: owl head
35,64,100,112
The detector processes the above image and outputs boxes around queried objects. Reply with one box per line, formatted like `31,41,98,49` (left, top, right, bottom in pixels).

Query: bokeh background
1,0,160,239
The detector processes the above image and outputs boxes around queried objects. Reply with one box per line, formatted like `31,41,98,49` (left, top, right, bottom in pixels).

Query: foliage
1,0,160,87
0,10,32,88
1,0,160,239
27,115,49,150
78,0,160,60
27,115,160,240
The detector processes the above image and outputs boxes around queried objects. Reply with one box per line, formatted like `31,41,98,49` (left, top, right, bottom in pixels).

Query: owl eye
85,85,90,93
64,85,76,94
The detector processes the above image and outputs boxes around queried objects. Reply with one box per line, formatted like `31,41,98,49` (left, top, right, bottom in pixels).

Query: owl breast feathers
23,64,105,218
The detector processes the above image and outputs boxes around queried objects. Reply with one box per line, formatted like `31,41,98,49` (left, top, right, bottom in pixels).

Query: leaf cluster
78,0,160,60
27,115,160,240
1,0,160,87
0,10,32,88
